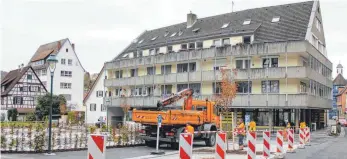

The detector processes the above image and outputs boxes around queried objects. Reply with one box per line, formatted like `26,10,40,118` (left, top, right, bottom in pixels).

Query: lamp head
47,54,58,72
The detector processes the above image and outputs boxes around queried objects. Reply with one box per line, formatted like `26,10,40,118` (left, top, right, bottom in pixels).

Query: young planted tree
213,68,238,150
120,88,130,124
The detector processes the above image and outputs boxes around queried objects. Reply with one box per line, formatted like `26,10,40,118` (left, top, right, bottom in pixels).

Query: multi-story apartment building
104,1,332,128
29,38,85,111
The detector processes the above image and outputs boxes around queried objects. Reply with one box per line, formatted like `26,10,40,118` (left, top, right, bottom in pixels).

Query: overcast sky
1,0,346,76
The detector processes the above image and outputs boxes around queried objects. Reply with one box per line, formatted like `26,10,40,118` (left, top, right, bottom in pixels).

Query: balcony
105,41,309,69
104,94,331,109
235,67,307,80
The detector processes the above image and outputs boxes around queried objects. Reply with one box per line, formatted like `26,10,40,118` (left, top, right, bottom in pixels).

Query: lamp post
45,54,58,155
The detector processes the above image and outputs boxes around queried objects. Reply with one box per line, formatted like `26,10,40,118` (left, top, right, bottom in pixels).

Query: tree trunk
226,113,229,151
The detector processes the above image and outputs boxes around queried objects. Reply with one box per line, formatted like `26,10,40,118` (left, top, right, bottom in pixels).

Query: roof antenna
232,1,234,12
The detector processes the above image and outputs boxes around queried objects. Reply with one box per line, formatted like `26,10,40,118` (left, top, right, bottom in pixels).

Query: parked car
338,119,347,127
332,116,338,120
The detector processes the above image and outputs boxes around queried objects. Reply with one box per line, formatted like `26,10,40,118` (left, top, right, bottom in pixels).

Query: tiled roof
30,38,67,62
333,74,347,86
83,66,104,104
1,66,47,96
114,1,314,60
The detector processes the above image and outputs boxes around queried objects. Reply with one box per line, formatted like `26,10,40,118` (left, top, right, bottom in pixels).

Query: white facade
34,40,85,111
84,67,107,124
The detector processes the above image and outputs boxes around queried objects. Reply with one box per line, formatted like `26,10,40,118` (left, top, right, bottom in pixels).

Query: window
61,59,66,65
236,59,250,69
60,83,72,89
178,30,183,36
137,50,143,57
115,70,123,78
150,48,159,55
66,48,68,52
262,57,278,68
1,98,3,105
42,69,47,76
170,32,177,37
243,36,251,44
27,74,32,80
13,97,23,105
151,36,158,41
90,103,96,111
316,18,321,32
222,38,230,45
196,42,203,49
181,44,187,50
213,39,221,46
177,62,196,73
68,59,72,65
122,54,128,58
60,94,71,101
221,23,230,28
101,104,106,112
261,80,279,93
213,82,222,94
271,16,280,22
130,68,138,77
22,86,28,92
177,83,201,96
61,71,72,77
36,70,41,76
132,87,143,96
147,67,156,75
29,86,40,92
161,85,172,95
164,31,170,37
138,39,144,44
243,19,251,25
188,43,195,49
312,35,318,48
96,91,103,97
161,65,171,74
237,81,252,93
115,88,122,96
300,82,307,93
167,46,173,53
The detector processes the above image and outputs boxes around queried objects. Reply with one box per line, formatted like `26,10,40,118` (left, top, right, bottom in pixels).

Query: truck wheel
205,133,216,147
145,140,156,147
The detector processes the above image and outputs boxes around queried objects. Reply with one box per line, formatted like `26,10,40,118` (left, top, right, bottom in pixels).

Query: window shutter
101,91,103,97
20,97,23,104
13,97,15,104
90,104,92,111
96,91,98,97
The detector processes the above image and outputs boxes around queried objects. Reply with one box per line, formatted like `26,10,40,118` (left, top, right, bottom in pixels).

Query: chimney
57,41,61,49
187,11,197,28
72,43,75,51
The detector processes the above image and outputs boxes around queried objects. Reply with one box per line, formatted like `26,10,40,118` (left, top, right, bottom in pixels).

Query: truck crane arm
157,88,194,110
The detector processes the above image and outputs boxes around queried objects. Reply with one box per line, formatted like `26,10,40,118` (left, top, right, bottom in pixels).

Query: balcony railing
104,66,324,87
104,94,331,109
105,41,308,70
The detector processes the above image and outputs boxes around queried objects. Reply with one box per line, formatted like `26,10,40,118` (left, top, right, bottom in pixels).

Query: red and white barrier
88,134,106,159
179,133,193,159
298,128,305,149
215,132,226,159
247,131,256,159
287,129,295,153
263,131,270,159
276,130,284,155
305,127,311,146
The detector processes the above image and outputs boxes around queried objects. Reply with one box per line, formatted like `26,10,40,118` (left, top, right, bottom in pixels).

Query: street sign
245,115,250,125
157,115,162,128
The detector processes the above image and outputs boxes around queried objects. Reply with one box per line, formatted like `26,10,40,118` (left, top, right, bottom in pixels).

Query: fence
0,121,144,153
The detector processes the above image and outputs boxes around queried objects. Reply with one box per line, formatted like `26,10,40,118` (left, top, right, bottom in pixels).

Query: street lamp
45,54,58,155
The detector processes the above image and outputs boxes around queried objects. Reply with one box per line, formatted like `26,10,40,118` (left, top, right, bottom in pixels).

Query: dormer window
164,31,170,37
122,54,128,58
151,36,158,41
138,39,144,44
243,19,251,25
192,28,200,32
181,44,187,50
271,16,280,23
221,22,230,28
178,30,183,36
170,32,177,37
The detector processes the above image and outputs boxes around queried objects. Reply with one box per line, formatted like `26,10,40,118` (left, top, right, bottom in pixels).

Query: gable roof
83,66,104,104
30,38,68,62
114,1,314,60
1,66,47,96
333,74,347,86
336,86,347,96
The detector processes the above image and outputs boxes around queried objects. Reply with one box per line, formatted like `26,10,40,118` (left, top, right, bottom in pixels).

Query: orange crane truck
132,88,221,149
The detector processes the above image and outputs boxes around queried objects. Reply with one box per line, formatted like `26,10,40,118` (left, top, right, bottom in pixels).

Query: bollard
305,127,311,146
179,133,193,159
88,134,107,159
275,130,284,158
287,129,295,153
247,131,256,159
298,128,305,149
263,131,270,159
215,132,226,159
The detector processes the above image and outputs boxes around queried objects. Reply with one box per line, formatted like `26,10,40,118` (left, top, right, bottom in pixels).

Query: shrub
33,123,45,152
25,113,36,121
